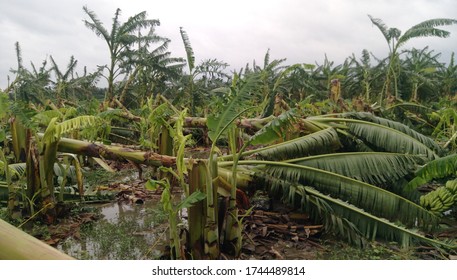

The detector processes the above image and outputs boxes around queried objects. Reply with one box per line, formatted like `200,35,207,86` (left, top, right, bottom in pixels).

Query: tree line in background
1,7,457,259
2,8,457,114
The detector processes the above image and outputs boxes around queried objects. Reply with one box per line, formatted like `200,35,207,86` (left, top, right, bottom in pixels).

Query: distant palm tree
368,15,457,103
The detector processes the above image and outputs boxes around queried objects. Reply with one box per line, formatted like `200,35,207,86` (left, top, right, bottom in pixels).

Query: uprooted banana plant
217,111,456,250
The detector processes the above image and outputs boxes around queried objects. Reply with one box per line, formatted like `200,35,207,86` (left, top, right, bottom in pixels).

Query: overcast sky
1,0,456,89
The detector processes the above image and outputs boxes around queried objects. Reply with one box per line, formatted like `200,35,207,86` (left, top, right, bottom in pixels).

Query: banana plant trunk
49,135,176,167
188,160,207,259
205,153,220,259
26,132,57,223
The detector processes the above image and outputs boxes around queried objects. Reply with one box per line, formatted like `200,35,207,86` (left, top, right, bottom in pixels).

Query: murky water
58,200,170,260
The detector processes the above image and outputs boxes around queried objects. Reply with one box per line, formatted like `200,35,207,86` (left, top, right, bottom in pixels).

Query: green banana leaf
243,160,438,228
406,153,457,191
249,128,341,161
287,152,424,186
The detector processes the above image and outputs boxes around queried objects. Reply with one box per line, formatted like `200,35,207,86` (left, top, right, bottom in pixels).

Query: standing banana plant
83,6,164,105
204,73,260,257
438,52,457,99
178,28,230,116
4,112,99,222
368,15,457,103
401,47,441,102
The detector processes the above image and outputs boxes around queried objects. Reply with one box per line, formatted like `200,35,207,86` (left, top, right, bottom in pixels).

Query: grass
316,236,421,260
84,166,138,186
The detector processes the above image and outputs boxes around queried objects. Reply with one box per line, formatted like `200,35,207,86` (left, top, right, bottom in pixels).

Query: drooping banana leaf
40,116,99,193
296,185,454,248
32,110,64,127
53,163,79,183
406,153,457,191
244,160,438,228
341,112,442,155
286,152,424,186
247,127,341,161
257,173,454,249
218,109,299,162
346,121,438,160
384,102,433,115
249,109,298,145
306,116,439,159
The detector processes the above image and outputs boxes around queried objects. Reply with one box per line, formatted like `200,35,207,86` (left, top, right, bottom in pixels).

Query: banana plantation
1,7,457,260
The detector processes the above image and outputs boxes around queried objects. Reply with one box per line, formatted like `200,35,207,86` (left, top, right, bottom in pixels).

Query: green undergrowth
58,201,169,260
316,235,450,260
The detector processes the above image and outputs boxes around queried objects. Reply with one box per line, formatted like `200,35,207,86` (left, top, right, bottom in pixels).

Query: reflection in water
58,200,168,260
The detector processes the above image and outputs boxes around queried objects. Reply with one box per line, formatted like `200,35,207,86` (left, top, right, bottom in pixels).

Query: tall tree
368,15,457,103
178,27,230,116
49,56,102,105
49,55,78,105
438,52,457,99
117,36,185,107
83,6,165,105
401,47,441,102
8,42,51,104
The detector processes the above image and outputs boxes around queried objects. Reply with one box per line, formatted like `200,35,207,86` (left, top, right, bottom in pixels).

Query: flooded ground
58,200,169,260
51,167,456,260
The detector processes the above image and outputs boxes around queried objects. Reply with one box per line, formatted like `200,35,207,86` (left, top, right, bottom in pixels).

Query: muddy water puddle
58,200,169,260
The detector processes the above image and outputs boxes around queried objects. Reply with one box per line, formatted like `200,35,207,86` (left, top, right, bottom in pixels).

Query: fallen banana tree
0,218,74,260
53,135,176,167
